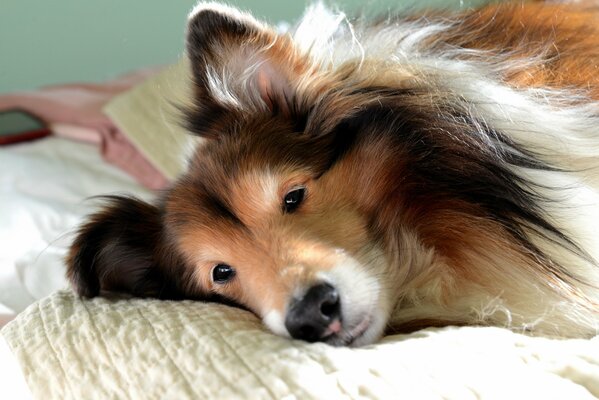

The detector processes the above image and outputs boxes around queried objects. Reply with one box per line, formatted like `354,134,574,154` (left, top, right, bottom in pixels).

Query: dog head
68,3,405,346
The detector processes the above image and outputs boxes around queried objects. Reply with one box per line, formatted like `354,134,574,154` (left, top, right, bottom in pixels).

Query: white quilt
0,137,150,317
2,290,599,400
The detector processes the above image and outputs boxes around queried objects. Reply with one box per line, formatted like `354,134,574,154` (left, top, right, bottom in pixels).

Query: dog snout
285,283,341,342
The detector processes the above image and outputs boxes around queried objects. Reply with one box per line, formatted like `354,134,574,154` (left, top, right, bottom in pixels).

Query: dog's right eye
283,187,306,213
212,264,236,284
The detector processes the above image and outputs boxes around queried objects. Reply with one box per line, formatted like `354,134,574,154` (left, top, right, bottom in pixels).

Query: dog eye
283,187,305,213
212,264,236,284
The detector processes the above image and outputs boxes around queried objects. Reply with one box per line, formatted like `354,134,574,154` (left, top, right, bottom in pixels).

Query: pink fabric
0,314,15,329
0,68,169,190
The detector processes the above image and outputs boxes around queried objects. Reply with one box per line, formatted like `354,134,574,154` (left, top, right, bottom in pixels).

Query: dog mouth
278,249,388,346
283,281,380,346
328,314,372,346
277,289,385,346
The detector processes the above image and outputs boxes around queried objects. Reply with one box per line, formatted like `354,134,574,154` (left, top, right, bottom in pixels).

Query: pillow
2,291,598,399
103,57,201,182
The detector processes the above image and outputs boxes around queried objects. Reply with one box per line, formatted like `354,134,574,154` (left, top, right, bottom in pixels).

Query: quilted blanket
2,291,599,399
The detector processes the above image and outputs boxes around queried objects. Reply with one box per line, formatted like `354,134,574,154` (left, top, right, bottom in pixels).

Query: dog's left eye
283,187,305,213
212,264,236,284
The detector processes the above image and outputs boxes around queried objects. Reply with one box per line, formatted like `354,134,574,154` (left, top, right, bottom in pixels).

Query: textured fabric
2,291,599,400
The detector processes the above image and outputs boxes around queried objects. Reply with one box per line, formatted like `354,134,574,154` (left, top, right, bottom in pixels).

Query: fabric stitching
80,301,131,399
195,311,280,400
37,301,77,399
135,308,201,399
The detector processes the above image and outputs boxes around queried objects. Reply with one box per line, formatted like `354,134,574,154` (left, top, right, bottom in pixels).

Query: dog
67,1,599,346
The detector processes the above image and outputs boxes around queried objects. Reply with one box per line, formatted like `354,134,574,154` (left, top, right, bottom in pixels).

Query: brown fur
436,3,599,97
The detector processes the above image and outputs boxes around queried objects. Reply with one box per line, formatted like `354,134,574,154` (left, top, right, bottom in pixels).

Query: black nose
285,283,341,342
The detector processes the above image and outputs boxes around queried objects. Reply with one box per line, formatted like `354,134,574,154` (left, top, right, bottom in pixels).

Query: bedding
0,67,168,189
2,290,599,399
0,61,188,397
0,135,151,397
0,137,150,319
0,62,195,325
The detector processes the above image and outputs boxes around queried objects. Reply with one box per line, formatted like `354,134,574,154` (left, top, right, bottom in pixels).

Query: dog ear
66,196,188,299
186,3,310,121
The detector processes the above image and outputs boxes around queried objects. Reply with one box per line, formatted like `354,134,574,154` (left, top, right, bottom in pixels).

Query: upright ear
66,196,189,300
185,3,311,126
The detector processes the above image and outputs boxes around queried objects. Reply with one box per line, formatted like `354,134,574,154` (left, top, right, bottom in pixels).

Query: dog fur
67,1,599,346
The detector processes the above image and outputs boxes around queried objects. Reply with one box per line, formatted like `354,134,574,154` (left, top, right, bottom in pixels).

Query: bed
1,63,599,400
3,291,599,399
0,136,150,399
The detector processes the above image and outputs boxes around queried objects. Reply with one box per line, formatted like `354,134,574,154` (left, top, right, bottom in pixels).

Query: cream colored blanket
2,291,599,400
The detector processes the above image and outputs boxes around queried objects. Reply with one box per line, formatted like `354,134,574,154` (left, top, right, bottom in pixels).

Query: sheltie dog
67,1,599,346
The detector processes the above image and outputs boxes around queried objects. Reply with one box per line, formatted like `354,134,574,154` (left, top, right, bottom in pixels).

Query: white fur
319,247,391,346
205,67,243,109
263,310,289,337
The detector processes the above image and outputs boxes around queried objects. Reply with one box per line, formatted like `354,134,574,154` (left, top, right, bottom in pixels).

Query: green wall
0,0,489,93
